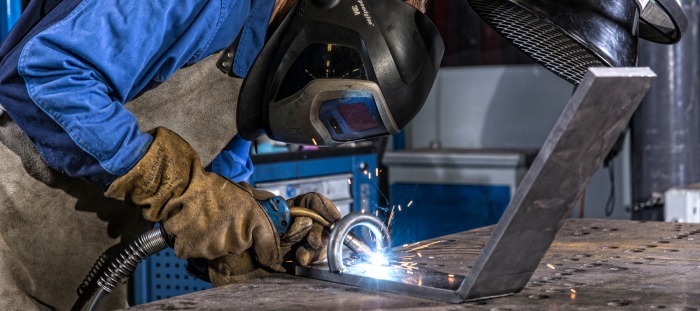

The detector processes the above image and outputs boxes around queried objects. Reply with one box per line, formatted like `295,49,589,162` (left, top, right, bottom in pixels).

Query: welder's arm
105,127,340,276
10,0,235,185
105,127,280,268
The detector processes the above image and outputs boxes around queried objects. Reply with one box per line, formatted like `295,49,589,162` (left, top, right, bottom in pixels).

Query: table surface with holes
124,219,700,310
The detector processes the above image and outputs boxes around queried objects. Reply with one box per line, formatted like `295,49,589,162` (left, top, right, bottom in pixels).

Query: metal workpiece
457,67,655,300
125,219,700,310
327,213,391,273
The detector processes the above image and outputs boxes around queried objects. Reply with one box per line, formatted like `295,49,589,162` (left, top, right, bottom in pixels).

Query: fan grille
470,0,607,84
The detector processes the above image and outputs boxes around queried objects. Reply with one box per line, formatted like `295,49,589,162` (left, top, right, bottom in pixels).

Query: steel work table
125,219,700,310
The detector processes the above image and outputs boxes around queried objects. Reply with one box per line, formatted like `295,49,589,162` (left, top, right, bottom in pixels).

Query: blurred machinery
633,1,700,220
664,183,700,223
383,149,535,245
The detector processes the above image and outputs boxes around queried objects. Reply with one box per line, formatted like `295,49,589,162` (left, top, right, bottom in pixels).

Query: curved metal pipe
327,213,391,273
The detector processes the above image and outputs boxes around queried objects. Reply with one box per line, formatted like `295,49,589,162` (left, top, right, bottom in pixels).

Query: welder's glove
207,189,341,286
105,127,285,271
285,192,342,265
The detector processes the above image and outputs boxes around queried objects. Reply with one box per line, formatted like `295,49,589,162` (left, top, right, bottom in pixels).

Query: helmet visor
318,92,389,142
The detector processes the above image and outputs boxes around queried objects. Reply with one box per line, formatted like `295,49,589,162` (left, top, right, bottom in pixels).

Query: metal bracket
295,67,656,303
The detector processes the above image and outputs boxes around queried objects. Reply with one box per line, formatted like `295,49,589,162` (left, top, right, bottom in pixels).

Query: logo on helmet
352,0,374,27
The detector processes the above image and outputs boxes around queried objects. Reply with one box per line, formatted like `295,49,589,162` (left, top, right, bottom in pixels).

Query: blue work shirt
0,0,273,185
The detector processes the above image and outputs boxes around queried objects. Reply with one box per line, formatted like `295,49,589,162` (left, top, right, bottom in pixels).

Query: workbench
125,219,700,310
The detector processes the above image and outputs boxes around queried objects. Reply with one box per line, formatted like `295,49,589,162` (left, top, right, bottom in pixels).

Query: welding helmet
236,0,444,146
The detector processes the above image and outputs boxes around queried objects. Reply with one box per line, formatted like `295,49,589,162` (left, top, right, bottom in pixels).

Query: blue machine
1,0,22,42
383,149,534,246
133,151,379,305
249,153,379,215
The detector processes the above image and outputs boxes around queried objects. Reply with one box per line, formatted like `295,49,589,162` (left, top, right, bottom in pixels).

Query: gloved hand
207,187,341,286
104,127,339,274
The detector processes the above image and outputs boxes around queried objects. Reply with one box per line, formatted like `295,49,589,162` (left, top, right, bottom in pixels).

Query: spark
386,205,396,232
429,256,435,259
404,242,421,248
407,200,413,207
398,205,402,212
408,240,444,252
448,274,455,278
361,209,365,214
546,263,556,270
311,138,318,145
375,168,379,177
570,288,576,293
375,210,379,217
347,178,352,185
417,252,422,258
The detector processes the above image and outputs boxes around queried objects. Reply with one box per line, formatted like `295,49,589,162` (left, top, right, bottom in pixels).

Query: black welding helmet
237,0,444,146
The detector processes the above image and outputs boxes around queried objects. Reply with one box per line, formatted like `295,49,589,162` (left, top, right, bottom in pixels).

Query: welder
0,0,442,309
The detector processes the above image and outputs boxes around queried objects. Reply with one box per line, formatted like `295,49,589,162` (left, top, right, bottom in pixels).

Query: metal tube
289,207,331,227
327,213,391,273
633,0,700,220
290,207,375,255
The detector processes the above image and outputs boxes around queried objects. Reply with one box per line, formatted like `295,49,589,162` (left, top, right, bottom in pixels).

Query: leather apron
0,52,242,310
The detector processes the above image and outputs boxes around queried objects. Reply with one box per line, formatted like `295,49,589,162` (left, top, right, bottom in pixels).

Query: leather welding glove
207,188,341,286
105,127,286,271
285,192,341,265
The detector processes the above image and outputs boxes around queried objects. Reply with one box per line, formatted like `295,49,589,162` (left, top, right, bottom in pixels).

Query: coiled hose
88,226,170,311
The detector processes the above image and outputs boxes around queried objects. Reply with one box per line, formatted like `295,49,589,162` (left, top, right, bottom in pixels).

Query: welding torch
88,195,376,311
260,196,375,256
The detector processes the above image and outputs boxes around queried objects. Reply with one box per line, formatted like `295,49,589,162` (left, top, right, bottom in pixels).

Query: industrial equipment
664,184,700,223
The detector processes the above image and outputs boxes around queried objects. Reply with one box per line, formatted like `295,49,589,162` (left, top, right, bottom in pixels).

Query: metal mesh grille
470,0,606,84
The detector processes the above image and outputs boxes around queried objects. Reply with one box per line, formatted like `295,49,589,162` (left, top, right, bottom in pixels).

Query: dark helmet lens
319,92,388,142
276,43,368,101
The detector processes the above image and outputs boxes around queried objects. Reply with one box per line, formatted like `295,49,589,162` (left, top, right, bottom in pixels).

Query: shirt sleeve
210,135,255,182
16,0,231,182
